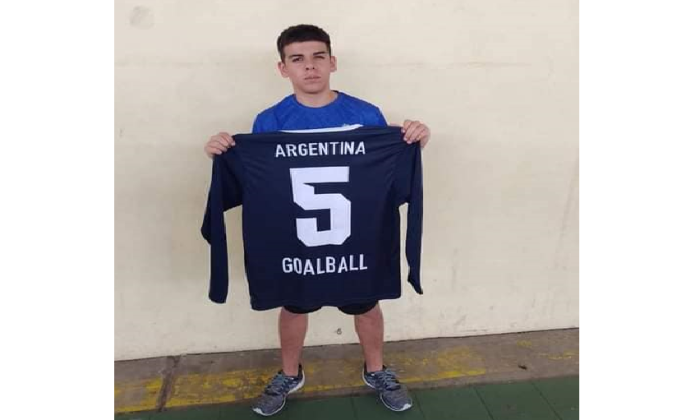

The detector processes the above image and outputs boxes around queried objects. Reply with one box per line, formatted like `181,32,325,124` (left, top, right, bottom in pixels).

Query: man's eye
292,58,301,62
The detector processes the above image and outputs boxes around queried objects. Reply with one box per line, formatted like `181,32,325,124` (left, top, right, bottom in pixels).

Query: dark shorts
283,301,378,315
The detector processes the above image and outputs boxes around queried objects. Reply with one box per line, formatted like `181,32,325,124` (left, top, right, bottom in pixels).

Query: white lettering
282,257,293,273
338,257,348,273
309,142,318,156
326,256,336,273
279,254,367,276
303,259,314,275
342,142,353,154
349,254,358,271
276,141,366,158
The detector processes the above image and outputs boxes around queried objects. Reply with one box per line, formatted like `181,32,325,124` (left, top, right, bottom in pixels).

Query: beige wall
115,0,578,361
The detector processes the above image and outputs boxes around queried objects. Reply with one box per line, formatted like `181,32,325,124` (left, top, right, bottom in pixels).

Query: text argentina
275,141,366,158
282,254,368,275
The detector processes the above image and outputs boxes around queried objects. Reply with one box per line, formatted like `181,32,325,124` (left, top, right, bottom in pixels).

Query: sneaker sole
252,373,306,417
361,371,413,412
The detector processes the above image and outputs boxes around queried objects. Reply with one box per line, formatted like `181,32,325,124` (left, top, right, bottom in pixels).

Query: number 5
290,167,351,247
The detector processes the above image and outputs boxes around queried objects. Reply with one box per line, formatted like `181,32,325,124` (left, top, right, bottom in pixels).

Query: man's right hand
205,132,236,158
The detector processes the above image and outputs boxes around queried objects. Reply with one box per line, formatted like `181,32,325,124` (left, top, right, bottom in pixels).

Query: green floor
116,376,578,420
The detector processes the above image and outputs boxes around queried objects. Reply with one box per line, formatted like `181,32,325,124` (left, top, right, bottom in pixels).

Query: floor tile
285,396,356,420
219,402,270,420
352,394,425,419
116,413,152,420
476,381,560,420
532,376,579,420
415,386,491,420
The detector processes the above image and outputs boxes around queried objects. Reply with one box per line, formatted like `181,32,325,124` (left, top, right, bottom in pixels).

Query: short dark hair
277,24,332,61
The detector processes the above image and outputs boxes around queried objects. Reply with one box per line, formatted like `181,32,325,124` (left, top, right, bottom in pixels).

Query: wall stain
130,6,154,29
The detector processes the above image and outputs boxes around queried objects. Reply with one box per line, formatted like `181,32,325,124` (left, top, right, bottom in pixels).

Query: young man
204,24,431,416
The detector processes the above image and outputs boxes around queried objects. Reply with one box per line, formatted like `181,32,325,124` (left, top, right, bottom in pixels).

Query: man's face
278,41,337,94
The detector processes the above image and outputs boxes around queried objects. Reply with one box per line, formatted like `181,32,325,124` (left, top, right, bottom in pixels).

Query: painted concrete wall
115,0,578,361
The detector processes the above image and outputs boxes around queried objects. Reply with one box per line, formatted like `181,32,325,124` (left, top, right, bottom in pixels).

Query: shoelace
263,372,297,396
370,368,401,391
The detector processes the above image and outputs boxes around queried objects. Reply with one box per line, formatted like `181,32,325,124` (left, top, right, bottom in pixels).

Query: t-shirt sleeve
200,153,243,303
252,110,279,133
393,143,424,294
373,106,388,126
251,115,263,134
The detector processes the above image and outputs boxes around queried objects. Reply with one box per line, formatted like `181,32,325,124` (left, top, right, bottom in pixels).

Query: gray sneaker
251,364,305,416
362,363,413,412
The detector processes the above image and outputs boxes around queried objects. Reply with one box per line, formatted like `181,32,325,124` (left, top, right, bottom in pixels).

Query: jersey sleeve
394,143,424,294
200,153,243,303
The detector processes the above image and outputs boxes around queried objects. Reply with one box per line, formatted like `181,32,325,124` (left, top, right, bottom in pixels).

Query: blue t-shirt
252,91,388,133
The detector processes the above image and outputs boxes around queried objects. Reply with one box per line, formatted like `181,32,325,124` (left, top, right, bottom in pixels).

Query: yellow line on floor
114,377,162,413
164,345,487,409
114,342,578,413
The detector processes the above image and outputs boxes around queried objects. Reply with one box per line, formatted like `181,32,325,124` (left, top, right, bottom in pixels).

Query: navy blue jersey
201,125,423,310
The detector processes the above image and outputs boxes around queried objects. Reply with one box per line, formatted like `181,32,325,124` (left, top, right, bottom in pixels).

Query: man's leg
354,303,384,372
353,302,413,412
279,307,309,376
251,307,310,416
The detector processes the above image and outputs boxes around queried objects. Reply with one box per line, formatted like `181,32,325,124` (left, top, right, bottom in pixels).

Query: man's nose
305,61,315,70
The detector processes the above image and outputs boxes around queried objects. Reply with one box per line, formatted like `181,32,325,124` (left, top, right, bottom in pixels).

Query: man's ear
330,56,337,73
278,61,289,78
